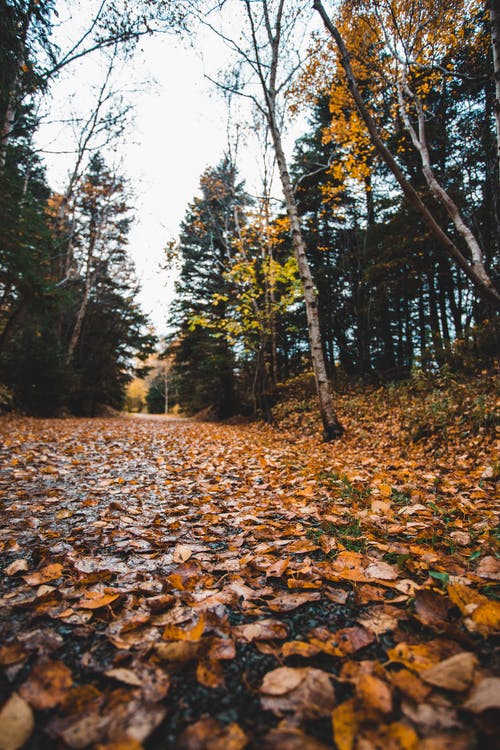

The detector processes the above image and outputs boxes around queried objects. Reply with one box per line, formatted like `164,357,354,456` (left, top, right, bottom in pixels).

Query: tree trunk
271,123,343,439
491,3,500,179
313,0,500,308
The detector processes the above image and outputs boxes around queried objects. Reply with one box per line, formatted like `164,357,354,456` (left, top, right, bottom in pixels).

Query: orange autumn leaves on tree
292,0,488,209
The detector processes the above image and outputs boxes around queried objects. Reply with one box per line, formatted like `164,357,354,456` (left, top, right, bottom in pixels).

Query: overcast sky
36,2,308,334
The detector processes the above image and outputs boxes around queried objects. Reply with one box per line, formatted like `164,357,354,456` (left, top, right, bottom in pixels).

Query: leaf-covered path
0,415,498,749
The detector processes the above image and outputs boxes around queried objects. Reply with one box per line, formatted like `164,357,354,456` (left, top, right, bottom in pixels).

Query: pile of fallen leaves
0,376,498,749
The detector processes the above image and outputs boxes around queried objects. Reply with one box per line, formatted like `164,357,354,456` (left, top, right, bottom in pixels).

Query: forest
0,1,499,749
0,0,498,424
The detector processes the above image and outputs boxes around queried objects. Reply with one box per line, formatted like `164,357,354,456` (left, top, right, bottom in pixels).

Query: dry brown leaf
414,589,453,629
467,600,500,635
364,560,399,581
401,702,462,732
358,605,402,636
155,641,200,662
0,644,28,667
196,659,225,689
421,652,478,691
463,677,500,712
281,641,321,659
259,667,304,695
267,591,321,612
475,556,500,581
232,619,288,642
172,544,193,564
0,693,35,750
5,559,29,576
104,669,143,687
446,583,485,616
265,557,290,578
259,667,336,719
388,669,432,702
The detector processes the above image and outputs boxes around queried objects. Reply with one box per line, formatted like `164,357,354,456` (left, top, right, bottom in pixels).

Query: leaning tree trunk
313,0,500,309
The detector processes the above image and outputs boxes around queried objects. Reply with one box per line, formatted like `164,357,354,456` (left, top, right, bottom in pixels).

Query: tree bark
271,121,344,438
491,3,500,181
313,0,500,308
245,0,343,440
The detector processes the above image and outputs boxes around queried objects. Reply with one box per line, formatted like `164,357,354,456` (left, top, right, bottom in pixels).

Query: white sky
36,2,310,334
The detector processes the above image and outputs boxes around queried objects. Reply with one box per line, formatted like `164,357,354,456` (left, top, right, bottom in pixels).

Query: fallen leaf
267,591,321,612
172,544,193,563
23,563,63,586
259,666,336,719
260,667,305,695
357,674,393,716
467,600,500,635
261,726,331,749
232,619,288,642
414,589,453,629
358,604,402,636
265,557,290,578
463,677,500,712
104,669,143,687
281,641,321,658
178,717,247,749
19,659,73,709
79,591,120,610
364,560,399,581
332,698,358,750
155,641,200,662
196,658,225,688
5,560,29,576
388,669,432,702
388,642,460,674
475,557,500,580
0,693,35,750
162,615,205,642
421,652,478,691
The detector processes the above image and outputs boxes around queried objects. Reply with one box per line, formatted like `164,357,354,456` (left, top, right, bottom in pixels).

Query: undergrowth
274,367,499,452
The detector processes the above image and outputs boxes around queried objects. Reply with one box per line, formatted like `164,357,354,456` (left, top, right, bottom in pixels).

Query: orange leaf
162,614,205,642
78,591,120,609
332,698,358,750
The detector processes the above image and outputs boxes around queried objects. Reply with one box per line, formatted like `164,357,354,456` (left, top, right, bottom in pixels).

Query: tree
169,158,248,418
313,0,500,308
197,0,344,439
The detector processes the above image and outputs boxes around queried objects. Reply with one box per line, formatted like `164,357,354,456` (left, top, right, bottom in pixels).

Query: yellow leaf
332,698,358,750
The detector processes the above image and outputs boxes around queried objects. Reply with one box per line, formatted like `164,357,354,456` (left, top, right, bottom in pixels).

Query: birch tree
199,0,344,439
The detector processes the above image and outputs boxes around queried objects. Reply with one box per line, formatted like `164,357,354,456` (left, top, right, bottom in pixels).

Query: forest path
0,416,498,749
